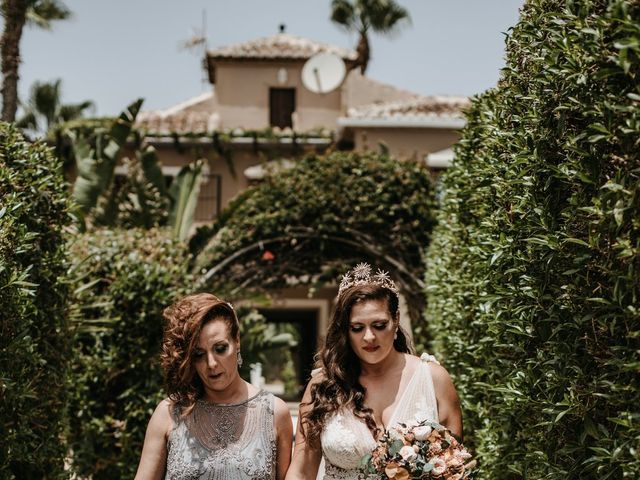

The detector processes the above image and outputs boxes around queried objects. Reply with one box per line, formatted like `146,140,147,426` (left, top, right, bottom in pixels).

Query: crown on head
338,262,399,298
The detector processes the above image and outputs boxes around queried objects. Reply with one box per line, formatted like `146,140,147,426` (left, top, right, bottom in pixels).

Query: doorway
269,88,296,129
258,308,317,401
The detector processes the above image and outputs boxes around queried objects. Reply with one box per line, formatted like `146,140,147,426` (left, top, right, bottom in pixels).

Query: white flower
399,445,417,462
455,449,472,460
431,458,447,476
413,425,433,441
389,427,404,441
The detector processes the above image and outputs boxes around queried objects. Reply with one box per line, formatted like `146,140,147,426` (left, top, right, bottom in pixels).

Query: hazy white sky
17,0,524,116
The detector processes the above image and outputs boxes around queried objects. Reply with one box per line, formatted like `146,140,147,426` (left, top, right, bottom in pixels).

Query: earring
394,330,398,340
237,351,243,368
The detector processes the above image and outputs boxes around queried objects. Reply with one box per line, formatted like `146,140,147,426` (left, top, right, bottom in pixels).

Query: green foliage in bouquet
193,151,436,325
422,0,640,478
66,228,192,479
0,123,71,478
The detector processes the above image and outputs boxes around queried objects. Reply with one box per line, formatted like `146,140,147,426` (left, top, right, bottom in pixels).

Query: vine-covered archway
193,150,437,327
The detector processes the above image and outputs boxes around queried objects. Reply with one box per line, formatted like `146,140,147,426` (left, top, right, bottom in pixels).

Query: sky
16,0,524,116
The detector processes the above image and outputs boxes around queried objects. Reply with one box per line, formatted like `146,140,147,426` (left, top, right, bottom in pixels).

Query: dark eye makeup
193,343,229,358
349,322,389,333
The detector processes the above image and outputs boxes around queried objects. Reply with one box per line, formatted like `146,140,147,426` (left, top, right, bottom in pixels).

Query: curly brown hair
301,283,413,444
160,293,239,414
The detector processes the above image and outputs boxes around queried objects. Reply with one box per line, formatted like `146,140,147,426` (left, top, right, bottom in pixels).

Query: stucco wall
215,62,342,131
351,127,461,160
342,70,420,109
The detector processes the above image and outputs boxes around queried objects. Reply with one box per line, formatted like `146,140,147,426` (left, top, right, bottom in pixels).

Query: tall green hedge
67,228,192,479
423,1,639,478
0,123,71,478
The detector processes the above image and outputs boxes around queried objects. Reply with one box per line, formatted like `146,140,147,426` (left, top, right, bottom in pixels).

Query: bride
285,263,462,479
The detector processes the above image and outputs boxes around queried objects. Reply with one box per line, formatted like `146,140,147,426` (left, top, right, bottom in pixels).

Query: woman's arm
274,397,294,480
134,398,173,480
430,363,463,440
285,378,323,480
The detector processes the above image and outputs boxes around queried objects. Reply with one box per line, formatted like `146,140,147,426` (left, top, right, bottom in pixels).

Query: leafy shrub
0,123,71,478
66,228,192,479
194,151,437,324
423,0,640,478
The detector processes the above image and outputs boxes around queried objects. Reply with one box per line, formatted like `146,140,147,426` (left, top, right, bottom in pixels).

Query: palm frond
367,0,411,33
58,100,94,122
26,0,71,29
330,0,357,31
15,111,38,130
31,79,61,127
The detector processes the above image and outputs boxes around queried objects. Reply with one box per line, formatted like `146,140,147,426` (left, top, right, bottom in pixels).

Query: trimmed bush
0,123,71,478
194,151,437,324
423,0,640,478
66,228,192,479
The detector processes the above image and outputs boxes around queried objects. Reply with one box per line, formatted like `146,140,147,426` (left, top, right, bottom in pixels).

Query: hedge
0,123,71,478
66,228,192,479
423,0,640,478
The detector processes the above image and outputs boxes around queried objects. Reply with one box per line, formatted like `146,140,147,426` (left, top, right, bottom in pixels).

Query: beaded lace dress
320,353,440,480
165,390,276,480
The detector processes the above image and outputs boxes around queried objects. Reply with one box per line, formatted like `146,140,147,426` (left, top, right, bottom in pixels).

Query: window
194,173,222,221
270,88,295,128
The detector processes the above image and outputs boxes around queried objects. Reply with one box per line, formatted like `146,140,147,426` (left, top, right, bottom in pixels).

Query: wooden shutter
269,88,295,128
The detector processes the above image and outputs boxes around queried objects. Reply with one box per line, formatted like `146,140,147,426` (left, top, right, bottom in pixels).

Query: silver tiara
338,263,399,298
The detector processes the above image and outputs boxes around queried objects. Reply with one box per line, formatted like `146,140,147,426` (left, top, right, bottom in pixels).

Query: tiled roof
135,110,219,134
135,92,220,134
346,95,470,120
207,33,357,61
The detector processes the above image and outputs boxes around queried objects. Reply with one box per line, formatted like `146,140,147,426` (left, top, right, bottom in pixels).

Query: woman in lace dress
286,264,462,480
135,293,293,480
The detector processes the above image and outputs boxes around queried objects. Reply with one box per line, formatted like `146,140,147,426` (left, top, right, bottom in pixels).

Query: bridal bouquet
360,420,475,479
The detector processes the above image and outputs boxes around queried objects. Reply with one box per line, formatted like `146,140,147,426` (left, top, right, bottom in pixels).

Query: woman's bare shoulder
425,360,459,402
273,396,292,421
404,353,422,368
147,398,175,439
155,398,174,417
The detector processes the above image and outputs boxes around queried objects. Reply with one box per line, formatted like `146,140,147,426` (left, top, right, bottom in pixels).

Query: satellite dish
301,52,346,94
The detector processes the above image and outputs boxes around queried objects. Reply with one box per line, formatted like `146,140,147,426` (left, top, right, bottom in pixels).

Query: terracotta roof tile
346,95,471,120
207,33,357,61
135,110,219,134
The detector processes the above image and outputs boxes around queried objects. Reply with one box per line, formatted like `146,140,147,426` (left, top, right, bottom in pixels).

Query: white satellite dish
301,52,346,94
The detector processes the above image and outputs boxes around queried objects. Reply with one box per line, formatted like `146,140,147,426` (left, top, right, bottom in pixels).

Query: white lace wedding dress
319,353,440,480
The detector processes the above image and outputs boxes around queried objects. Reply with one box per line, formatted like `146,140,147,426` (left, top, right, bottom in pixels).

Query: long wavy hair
301,283,413,445
160,293,239,415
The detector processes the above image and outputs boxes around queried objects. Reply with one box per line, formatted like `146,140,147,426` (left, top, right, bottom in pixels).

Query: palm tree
330,0,411,74
1,0,70,122
16,78,93,136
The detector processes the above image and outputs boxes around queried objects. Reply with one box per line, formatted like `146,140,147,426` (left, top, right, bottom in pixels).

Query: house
133,31,468,397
